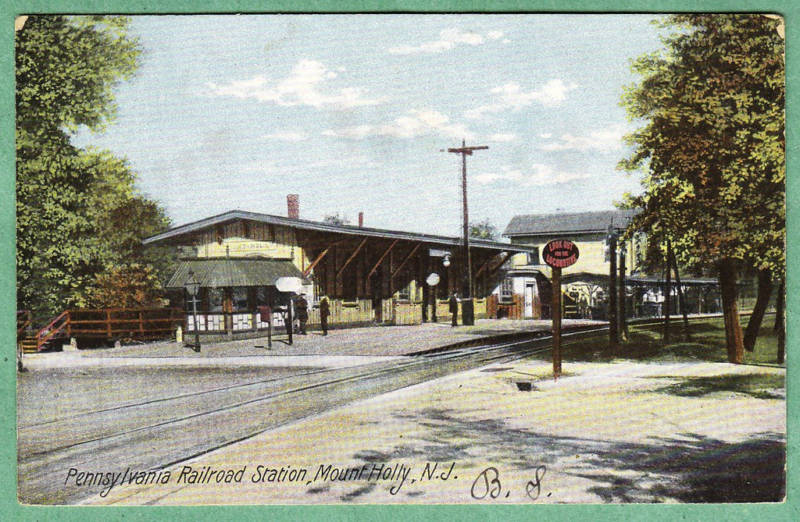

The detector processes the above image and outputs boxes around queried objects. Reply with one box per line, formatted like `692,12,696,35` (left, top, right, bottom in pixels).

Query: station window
232,287,249,312
527,248,540,265
397,281,411,301
207,288,224,312
500,277,514,302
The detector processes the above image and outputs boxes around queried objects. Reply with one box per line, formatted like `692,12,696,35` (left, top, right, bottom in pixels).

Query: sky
71,14,667,238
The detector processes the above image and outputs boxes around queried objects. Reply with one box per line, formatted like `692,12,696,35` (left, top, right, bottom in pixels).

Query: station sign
543,239,579,269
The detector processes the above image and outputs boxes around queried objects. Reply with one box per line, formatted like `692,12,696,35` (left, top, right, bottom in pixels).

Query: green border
2,2,796,521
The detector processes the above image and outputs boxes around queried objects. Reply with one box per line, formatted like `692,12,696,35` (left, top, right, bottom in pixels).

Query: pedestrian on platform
320,296,330,336
449,292,459,327
295,294,309,335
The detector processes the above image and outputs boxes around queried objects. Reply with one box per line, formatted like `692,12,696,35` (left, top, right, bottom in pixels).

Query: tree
469,218,498,240
16,16,172,318
619,15,784,364
86,264,166,309
323,213,350,226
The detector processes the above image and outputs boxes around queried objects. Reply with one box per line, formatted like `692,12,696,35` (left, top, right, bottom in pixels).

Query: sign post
275,277,303,346
543,239,580,380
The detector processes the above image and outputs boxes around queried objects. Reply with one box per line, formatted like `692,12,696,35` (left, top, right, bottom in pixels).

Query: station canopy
166,258,304,289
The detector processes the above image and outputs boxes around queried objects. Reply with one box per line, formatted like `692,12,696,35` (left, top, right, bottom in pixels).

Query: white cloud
389,28,504,55
538,132,552,139
206,59,385,109
538,125,626,152
263,130,310,141
475,164,591,186
465,79,578,119
323,109,475,140
488,133,517,142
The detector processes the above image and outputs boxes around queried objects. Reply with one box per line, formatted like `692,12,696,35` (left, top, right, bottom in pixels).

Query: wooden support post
608,233,619,349
474,256,493,279
367,240,399,279
106,310,112,339
552,267,562,379
488,252,512,276
618,246,627,342
302,239,346,278
391,243,422,278
337,238,368,278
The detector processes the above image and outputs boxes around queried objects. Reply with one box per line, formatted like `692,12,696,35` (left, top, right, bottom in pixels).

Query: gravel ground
85,357,785,505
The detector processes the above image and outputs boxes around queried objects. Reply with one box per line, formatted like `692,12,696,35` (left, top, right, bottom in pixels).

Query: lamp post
185,270,201,352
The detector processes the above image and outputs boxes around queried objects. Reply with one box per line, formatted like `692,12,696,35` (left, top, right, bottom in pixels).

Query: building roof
503,209,640,238
144,209,537,254
166,258,305,288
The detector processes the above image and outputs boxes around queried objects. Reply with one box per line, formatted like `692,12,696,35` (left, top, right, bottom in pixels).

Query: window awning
166,258,306,288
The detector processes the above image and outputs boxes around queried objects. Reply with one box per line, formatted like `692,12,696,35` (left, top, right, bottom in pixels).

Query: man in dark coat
295,294,309,334
449,292,459,327
319,296,330,336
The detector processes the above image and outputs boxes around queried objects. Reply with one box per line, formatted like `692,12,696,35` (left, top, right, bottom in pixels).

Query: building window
207,288,224,312
232,287,249,312
397,280,411,301
500,277,513,302
527,248,539,265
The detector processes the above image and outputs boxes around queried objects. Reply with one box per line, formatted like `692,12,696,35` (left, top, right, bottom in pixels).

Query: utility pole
447,139,488,326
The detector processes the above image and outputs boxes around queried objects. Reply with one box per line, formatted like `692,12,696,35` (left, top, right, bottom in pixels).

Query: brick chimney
358,212,364,227
287,194,299,219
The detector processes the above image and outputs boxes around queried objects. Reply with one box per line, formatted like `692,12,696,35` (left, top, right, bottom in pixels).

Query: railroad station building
493,209,721,320
143,196,538,338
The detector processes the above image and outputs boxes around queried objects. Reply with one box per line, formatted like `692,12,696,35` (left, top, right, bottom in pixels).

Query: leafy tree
619,15,784,363
469,218,498,240
86,264,166,309
16,16,172,319
323,213,350,226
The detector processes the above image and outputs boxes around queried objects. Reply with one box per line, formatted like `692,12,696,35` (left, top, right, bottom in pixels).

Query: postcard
13,11,788,510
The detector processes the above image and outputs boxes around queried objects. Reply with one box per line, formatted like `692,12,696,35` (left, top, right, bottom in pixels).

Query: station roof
503,209,640,238
144,210,538,254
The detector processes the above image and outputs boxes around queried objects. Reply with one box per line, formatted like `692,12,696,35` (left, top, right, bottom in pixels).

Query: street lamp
185,270,201,352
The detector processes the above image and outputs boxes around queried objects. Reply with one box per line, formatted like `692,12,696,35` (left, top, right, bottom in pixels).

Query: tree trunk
663,245,672,344
668,240,690,341
776,278,785,365
718,258,744,364
743,269,772,352
774,277,784,333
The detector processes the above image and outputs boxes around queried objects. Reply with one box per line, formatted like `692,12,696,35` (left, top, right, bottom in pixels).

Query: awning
166,258,305,288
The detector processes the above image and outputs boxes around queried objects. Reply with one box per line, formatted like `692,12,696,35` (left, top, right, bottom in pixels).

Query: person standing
320,296,330,336
449,292,459,327
295,294,309,335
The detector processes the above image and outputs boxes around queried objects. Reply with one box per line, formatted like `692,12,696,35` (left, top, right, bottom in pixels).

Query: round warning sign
543,239,579,268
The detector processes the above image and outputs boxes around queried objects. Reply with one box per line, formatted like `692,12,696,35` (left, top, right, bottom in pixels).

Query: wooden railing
36,310,70,351
67,308,183,340
28,308,184,351
17,310,32,336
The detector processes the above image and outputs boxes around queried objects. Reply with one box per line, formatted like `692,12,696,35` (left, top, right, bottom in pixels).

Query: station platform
23,318,605,363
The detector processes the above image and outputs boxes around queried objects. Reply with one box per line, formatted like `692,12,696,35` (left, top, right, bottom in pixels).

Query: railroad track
18,324,613,504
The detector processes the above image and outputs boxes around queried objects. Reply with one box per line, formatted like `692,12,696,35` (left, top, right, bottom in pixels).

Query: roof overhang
145,210,538,254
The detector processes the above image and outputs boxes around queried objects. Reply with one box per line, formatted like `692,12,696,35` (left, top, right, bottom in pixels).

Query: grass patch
562,317,783,366
649,373,785,399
